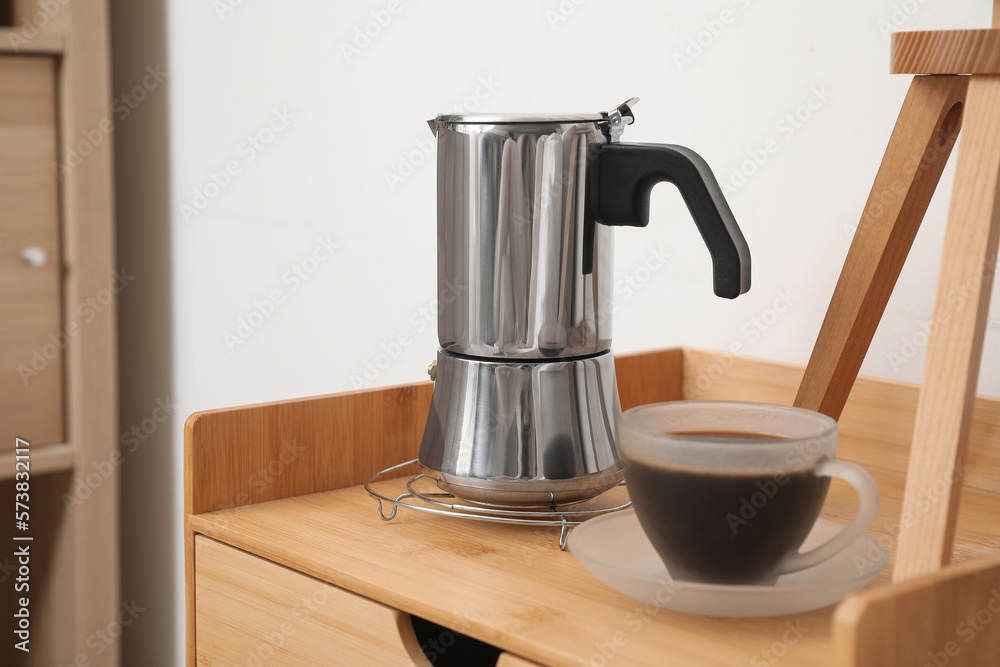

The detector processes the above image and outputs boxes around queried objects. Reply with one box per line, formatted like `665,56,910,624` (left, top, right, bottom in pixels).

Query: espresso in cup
619,402,879,586
626,456,830,584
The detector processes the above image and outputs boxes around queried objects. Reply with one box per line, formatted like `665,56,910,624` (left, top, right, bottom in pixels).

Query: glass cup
618,400,879,585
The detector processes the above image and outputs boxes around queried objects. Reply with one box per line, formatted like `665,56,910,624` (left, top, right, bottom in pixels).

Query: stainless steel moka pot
419,98,751,506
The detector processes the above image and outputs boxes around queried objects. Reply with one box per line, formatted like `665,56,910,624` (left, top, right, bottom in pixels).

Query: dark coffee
625,432,830,585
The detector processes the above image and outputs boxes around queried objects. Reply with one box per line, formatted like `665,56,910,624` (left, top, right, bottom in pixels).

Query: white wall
115,1,999,663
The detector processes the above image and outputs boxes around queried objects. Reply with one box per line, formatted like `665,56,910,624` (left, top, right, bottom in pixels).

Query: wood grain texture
196,536,432,666
59,0,120,664
795,75,967,420
0,56,63,452
891,30,1000,74
834,553,1000,666
183,348,681,664
894,74,1000,583
189,466,1000,666
184,381,433,516
186,349,1000,666
185,381,432,666
496,654,545,667
615,347,684,410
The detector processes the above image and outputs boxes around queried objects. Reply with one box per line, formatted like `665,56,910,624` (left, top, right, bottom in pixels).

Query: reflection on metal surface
434,118,615,359
418,350,622,505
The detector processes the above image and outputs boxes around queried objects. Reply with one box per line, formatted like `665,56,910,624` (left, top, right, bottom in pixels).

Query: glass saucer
568,510,887,617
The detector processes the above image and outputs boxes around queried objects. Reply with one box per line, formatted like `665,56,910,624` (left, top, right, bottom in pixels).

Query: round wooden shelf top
892,29,1000,74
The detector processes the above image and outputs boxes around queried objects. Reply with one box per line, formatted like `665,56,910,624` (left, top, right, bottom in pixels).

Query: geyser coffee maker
419,98,751,506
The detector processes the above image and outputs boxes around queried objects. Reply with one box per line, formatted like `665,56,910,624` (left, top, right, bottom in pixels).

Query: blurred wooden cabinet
0,1,118,666
0,56,63,452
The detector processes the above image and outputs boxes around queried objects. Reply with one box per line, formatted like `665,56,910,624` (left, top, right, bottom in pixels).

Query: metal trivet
364,460,631,549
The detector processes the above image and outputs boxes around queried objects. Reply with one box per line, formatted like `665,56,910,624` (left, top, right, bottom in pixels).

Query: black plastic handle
590,142,751,299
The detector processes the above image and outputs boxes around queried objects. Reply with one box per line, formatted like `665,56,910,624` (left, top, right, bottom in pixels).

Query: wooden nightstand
185,348,1000,666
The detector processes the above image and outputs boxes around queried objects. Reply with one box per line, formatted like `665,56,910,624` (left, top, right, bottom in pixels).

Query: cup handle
777,459,880,575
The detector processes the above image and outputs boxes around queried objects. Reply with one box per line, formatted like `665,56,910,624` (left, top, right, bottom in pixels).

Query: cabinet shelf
0,27,62,54
0,441,74,479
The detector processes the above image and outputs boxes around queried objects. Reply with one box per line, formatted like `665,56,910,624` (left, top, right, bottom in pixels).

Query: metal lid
428,97,639,140
433,112,605,124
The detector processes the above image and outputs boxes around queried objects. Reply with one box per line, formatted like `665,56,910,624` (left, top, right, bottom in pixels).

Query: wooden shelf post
796,10,1000,584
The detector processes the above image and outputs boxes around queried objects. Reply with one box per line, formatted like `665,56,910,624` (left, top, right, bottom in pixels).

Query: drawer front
195,536,431,666
0,55,63,451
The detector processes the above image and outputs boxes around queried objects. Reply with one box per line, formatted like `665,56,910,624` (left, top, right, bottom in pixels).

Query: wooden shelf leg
795,75,967,419
894,74,1000,582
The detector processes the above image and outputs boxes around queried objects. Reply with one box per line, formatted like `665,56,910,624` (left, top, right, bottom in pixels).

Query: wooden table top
188,464,1000,667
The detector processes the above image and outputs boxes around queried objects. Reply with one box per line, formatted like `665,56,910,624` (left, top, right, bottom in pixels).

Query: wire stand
364,460,631,550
